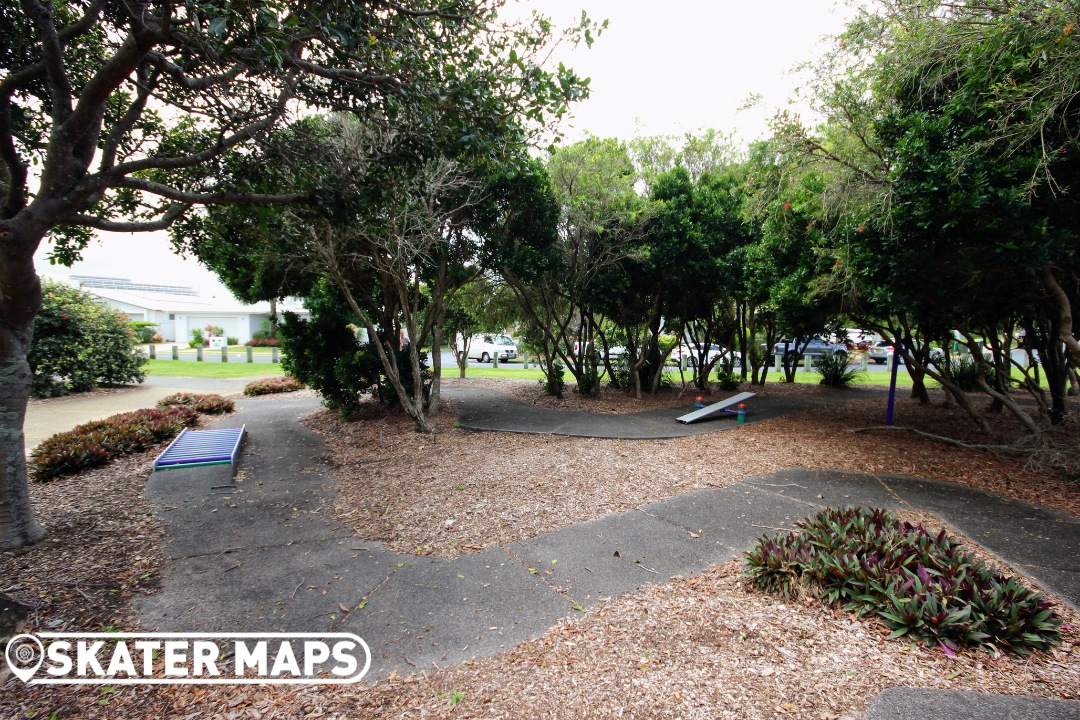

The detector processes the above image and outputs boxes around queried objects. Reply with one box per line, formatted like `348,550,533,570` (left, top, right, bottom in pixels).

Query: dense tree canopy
0,0,596,546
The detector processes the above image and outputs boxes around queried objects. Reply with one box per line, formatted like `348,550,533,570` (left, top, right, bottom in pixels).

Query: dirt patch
307,385,1079,559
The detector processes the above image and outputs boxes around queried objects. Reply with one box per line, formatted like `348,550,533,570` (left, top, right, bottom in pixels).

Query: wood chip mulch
3,381,1079,719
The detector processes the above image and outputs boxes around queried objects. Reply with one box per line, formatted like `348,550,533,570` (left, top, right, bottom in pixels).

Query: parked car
868,340,945,365
771,337,847,362
846,329,881,352
673,343,740,368
459,334,518,362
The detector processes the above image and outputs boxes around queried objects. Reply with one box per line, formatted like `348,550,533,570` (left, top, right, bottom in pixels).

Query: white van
457,334,518,362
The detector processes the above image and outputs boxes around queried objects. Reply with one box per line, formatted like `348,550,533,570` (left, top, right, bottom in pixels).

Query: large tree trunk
0,238,47,548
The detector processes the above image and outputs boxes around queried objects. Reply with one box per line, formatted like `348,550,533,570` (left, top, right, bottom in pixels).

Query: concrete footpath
136,394,1080,717
23,374,275,452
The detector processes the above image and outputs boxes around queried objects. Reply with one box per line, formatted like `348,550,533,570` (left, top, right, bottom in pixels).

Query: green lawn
145,359,285,379
450,364,914,387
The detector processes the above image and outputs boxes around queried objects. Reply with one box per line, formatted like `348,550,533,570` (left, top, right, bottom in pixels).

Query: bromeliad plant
29,407,198,481
743,506,1061,656
158,392,235,414
243,376,305,396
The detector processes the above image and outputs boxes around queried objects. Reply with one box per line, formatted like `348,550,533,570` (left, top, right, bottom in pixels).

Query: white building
70,276,308,344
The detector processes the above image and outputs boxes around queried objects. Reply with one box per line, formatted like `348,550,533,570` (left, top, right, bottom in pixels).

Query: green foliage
277,281,427,415
245,338,280,347
28,407,198,482
129,321,158,343
190,328,205,349
813,352,861,388
575,364,601,396
252,319,277,341
542,362,566,397
945,355,1001,393
29,280,147,397
157,393,235,415
244,376,306,396
743,507,1061,656
714,369,741,391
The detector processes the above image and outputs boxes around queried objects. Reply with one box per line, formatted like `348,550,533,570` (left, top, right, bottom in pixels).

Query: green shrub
714,368,741,391
129,321,159,343
244,376,305,396
30,280,147,397
542,361,566,397
226,336,239,346
743,507,1061,656
575,364,600,396
29,407,198,481
278,280,426,415
813,352,861,388
946,355,1001,392
157,392,235,414
189,328,204,348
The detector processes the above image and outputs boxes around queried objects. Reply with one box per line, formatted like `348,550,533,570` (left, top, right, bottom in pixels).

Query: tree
499,137,648,396
0,1,594,546
445,275,519,378
828,0,1080,427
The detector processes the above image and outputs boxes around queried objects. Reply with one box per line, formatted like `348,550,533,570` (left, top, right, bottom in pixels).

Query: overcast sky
34,0,854,296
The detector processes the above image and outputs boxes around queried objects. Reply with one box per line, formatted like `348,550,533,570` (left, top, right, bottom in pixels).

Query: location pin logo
5,634,44,683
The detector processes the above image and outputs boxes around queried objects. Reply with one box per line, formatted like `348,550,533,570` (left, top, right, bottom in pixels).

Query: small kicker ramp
153,425,246,470
675,392,756,425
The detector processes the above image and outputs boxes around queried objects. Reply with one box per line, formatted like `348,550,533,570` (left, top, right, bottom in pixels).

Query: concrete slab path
136,393,1080,718
23,374,275,453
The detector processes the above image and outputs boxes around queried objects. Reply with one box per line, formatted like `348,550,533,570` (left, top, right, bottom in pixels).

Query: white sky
34,0,854,294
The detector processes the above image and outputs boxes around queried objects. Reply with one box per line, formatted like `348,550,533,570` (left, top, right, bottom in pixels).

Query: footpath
23,374,270,452
133,391,1080,718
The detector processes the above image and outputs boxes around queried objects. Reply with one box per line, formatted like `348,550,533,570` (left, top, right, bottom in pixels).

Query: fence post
523,351,529,369
862,353,869,372
171,345,179,360
246,346,253,363
221,346,228,363
774,353,781,372
196,346,203,362
804,354,812,372
271,347,279,363
492,352,499,369
148,345,156,360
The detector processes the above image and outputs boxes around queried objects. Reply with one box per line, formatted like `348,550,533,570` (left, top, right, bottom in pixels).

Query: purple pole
885,349,900,425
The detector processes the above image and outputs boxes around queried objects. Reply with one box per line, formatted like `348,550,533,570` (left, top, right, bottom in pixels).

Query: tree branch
1040,265,1080,366
64,203,192,232
110,176,302,205
98,65,159,172
20,0,74,124
107,88,291,176
846,425,1016,452
146,54,247,91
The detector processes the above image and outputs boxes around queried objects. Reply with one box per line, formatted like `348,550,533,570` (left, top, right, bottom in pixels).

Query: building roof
83,286,306,315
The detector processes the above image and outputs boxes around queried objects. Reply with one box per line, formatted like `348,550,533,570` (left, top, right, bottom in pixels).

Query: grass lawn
145,359,285,378
449,364,916,387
